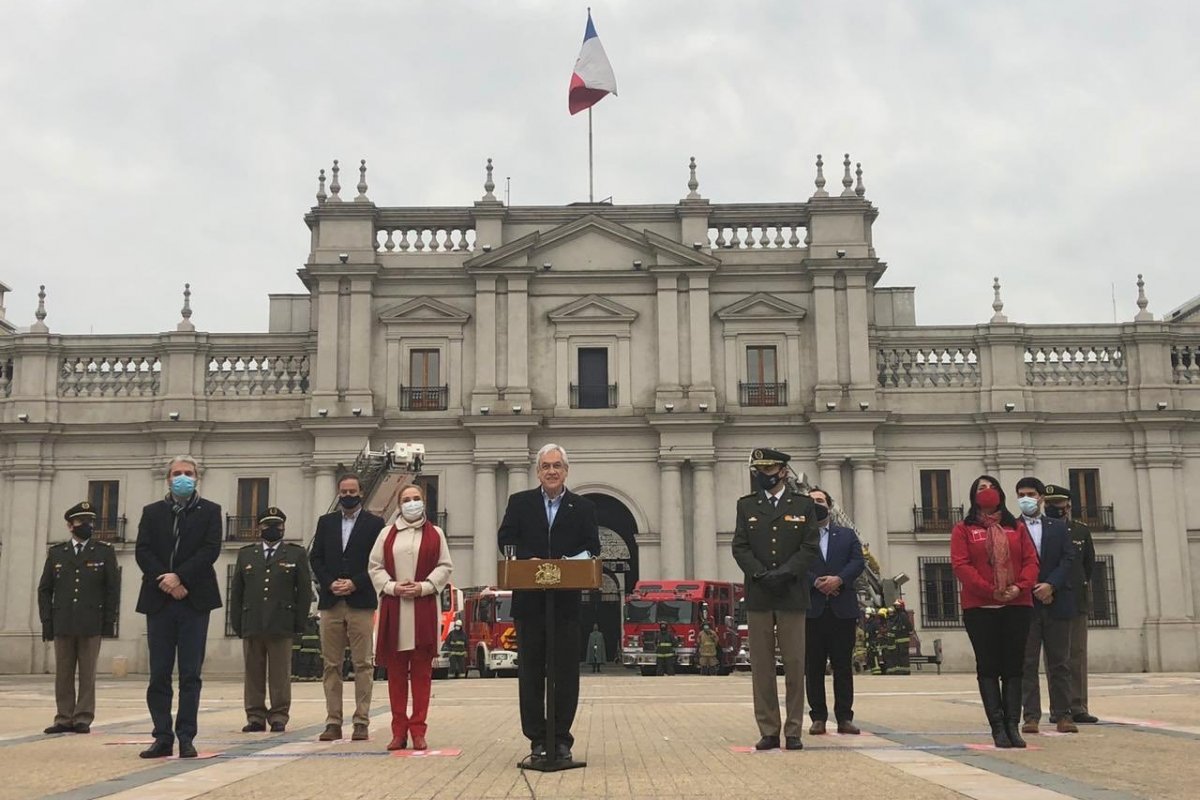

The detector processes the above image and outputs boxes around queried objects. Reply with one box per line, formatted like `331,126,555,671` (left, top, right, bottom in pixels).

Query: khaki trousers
319,603,375,727
747,609,806,738
243,635,294,726
1068,613,1089,715
54,635,102,727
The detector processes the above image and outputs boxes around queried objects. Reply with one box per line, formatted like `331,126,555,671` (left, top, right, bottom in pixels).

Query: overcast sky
2,1,1197,335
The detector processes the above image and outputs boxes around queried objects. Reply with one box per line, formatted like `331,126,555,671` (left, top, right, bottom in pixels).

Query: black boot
1001,676,1027,748
978,677,1012,748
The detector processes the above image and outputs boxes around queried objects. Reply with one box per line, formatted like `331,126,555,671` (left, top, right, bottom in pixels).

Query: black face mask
1043,505,1067,519
261,525,284,542
73,523,94,541
814,504,830,523
755,471,783,492
339,495,362,509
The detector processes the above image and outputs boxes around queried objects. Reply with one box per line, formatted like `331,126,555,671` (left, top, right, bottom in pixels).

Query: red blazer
950,520,1039,611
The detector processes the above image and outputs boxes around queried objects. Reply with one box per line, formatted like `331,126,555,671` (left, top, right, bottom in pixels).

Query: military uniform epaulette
739,491,758,501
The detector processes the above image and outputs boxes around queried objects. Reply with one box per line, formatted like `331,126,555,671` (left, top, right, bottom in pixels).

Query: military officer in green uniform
732,447,821,751
230,508,313,732
1044,484,1098,723
37,501,120,734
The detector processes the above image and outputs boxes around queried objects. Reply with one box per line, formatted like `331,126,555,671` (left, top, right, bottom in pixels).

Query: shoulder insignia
738,492,757,501
94,540,113,548
239,543,257,550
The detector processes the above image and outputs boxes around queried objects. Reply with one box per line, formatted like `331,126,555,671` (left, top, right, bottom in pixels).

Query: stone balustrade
707,204,809,250
375,209,477,254
1172,344,1200,384
877,344,981,388
59,354,162,397
205,354,310,396
1024,342,1126,386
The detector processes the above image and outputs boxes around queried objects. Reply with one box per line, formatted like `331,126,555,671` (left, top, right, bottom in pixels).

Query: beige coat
367,518,453,652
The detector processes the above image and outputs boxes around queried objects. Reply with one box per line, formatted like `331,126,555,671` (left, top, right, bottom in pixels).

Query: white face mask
400,499,425,522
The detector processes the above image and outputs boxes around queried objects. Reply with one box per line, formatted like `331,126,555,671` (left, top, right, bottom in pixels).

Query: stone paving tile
2,672,1198,799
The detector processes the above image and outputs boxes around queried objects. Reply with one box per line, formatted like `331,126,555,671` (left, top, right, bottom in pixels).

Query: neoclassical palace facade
1,155,1197,674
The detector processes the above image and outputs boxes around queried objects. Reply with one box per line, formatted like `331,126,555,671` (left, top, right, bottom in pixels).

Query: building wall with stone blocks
1,155,1198,674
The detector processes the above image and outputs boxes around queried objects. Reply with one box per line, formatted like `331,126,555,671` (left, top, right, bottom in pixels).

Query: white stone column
311,280,340,410
473,277,498,400
692,461,718,579
0,469,51,673
811,274,839,400
817,458,844,508
473,462,498,585
659,462,685,577
310,467,335,534
687,275,714,392
656,275,681,390
347,276,374,413
507,461,529,496
851,460,884,566
506,277,529,390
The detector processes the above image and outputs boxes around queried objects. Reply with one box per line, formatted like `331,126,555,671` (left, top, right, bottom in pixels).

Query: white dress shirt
340,508,361,551
1024,515,1043,556
818,527,830,561
367,518,454,652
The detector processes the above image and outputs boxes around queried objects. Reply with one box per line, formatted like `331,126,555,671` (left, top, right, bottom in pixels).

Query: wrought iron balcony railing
399,384,449,411
738,381,787,407
912,506,964,533
569,383,617,409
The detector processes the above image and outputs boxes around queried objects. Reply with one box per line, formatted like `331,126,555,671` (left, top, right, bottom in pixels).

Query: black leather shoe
242,722,266,733
554,743,572,761
72,723,91,734
178,740,198,759
44,723,73,734
139,738,173,759
530,743,547,761
754,735,780,750
270,722,286,733
785,736,803,751
1072,712,1099,724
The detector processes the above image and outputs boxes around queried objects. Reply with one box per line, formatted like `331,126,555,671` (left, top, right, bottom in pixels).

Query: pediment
378,296,471,324
548,294,639,324
463,214,719,272
715,293,808,321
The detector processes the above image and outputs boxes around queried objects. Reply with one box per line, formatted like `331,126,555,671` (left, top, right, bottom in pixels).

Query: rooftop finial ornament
316,168,327,205
990,276,1008,323
32,284,48,333
177,283,195,332
840,154,855,197
855,162,865,198
482,157,497,201
355,159,369,202
686,156,701,199
1134,273,1153,322
328,159,342,202
813,154,828,198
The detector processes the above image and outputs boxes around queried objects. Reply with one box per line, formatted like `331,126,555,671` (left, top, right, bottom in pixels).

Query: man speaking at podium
498,444,600,763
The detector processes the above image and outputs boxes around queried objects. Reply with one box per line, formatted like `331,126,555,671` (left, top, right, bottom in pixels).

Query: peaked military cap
257,507,286,525
749,447,791,467
1043,484,1072,501
65,501,97,522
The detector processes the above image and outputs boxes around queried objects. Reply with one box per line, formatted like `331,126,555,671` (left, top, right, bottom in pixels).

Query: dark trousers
515,616,581,749
146,601,210,744
1068,613,1089,715
963,605,1032,678
805,609,857,723
1022,606,1072,722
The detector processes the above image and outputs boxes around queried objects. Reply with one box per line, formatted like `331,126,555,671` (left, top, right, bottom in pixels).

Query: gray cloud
2,0,1196,333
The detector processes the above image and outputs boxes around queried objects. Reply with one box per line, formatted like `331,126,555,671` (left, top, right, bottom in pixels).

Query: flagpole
588,107,594,202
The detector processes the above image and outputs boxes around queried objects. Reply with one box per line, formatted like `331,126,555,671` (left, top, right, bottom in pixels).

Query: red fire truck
460,587,518,677
621,580,743,675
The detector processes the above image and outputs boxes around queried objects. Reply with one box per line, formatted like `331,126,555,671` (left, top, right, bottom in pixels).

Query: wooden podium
497,558,602,772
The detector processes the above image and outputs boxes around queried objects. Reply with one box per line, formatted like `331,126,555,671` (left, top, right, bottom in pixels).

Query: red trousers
385,645,435,739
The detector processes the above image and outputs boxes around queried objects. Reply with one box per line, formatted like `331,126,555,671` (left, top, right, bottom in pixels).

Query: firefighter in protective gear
871,607,890,675
697,622,721,675
443,619,468,678
889,600,912,675
655,622,678,676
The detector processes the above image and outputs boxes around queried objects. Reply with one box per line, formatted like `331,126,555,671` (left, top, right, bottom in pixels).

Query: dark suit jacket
805,523,866,619
1020,515,1077,620
497,488,601,621
308,509,385,610
732,487,821,612
135,497,222,614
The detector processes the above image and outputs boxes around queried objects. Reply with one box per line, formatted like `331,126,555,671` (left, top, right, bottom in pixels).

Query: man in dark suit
497,443,600,763
1014,477,1078,735
230,507,312,733
732,448,821,751
803,488,865,735
38,501,120,735
134,456,222,759
308,472,385,742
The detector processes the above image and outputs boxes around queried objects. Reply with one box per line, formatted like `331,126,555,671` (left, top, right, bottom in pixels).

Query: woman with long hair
950,475,1038,748
368,484,452,751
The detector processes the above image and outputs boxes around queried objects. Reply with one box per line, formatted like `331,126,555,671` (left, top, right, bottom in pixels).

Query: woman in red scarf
950,475,1038,749
368,485,452,751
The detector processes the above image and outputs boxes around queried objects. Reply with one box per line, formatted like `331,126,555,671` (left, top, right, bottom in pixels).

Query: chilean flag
568,10,617,115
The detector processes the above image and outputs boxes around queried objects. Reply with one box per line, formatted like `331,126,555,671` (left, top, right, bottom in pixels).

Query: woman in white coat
368,484,452,750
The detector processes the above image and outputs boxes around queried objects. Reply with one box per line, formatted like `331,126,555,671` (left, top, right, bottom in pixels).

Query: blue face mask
1017,496,1040,517
171,475,196,497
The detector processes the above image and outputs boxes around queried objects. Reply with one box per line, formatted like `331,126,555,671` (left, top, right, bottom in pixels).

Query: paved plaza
1,670,1198,800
